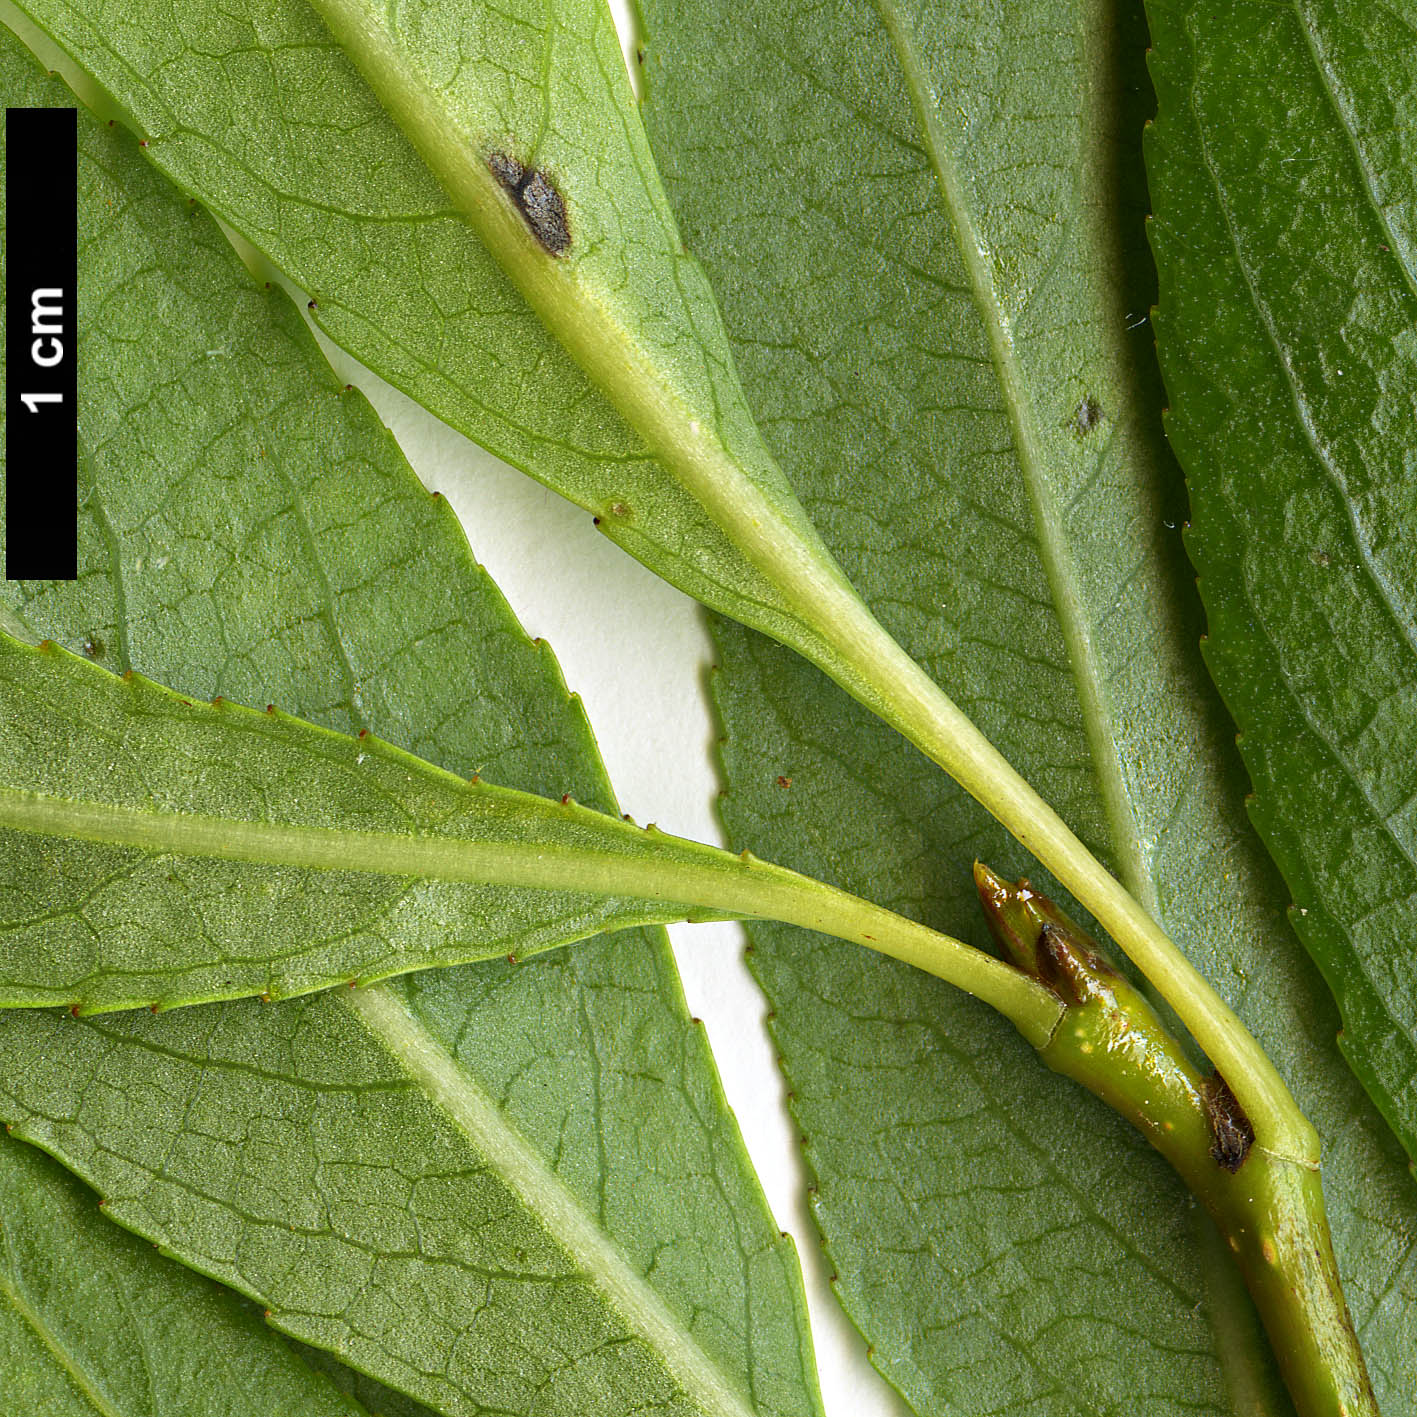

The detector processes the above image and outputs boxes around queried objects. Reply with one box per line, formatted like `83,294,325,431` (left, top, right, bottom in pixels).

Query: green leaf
0,635,697,1010
2,0,1311,1159
290,1340,444,1417
0,48,822,1417
1145,0,1417,1162
0,1130,385,1417
638,0,1417,1412
0,633,1055,1029
0,0,875,693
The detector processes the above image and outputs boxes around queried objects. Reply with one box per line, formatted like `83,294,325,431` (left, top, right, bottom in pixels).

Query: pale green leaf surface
0,634,712,1010
292,1340,443,1417
0,634,1041,1020
1145,0,1417,1160
0,1131,382,1417
639,0,1417,1413
0,57,821,1417
0,0,859,677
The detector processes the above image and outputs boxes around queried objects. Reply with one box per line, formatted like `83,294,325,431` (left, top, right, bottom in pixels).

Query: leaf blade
0,1130,380,1417
1145,0,1417,1161
639,0,1417,1410
0,985,767,1417
1,0,861,680
0,634,1049,1025
0,48,824,1417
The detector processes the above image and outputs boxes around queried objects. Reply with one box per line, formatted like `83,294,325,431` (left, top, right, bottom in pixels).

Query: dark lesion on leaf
1072,395,1105,438
488,150,571,256
1202,1074,1255,1172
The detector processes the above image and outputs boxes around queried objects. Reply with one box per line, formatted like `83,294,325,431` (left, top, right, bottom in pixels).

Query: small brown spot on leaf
1073,395,1104,437
518,171,570,255
487,150,570,255
775,775,792,789
488,150,526,191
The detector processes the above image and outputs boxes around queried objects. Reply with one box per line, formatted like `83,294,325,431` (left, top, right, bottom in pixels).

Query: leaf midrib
867,0,1152,913
339,983,762,1417
0,785,733,905
871,4,1292,1406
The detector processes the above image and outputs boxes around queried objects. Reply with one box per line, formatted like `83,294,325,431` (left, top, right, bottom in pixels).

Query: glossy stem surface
975,864,1378,1417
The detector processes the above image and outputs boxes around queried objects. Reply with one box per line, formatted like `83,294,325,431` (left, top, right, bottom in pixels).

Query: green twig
975,863,1378,1417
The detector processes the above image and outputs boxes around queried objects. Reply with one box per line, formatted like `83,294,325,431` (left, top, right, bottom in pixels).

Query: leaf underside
0,633,756,1014
0,1130,384,1417
639,0,1417,1413
0,46,821,1417
1146,0,1417,1163
1,0,849,672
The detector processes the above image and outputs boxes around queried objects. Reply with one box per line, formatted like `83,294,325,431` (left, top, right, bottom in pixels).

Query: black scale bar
5,105,77,581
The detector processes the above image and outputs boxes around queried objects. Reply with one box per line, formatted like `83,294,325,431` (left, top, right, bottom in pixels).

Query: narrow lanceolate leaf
0,0,879,698
0,635,1051,1026
0,50,822,1417
0,635,704,1010
0,2,1295,1140
640,0,1417,1413
0,1132,380,1417
1145,0,1417,1160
